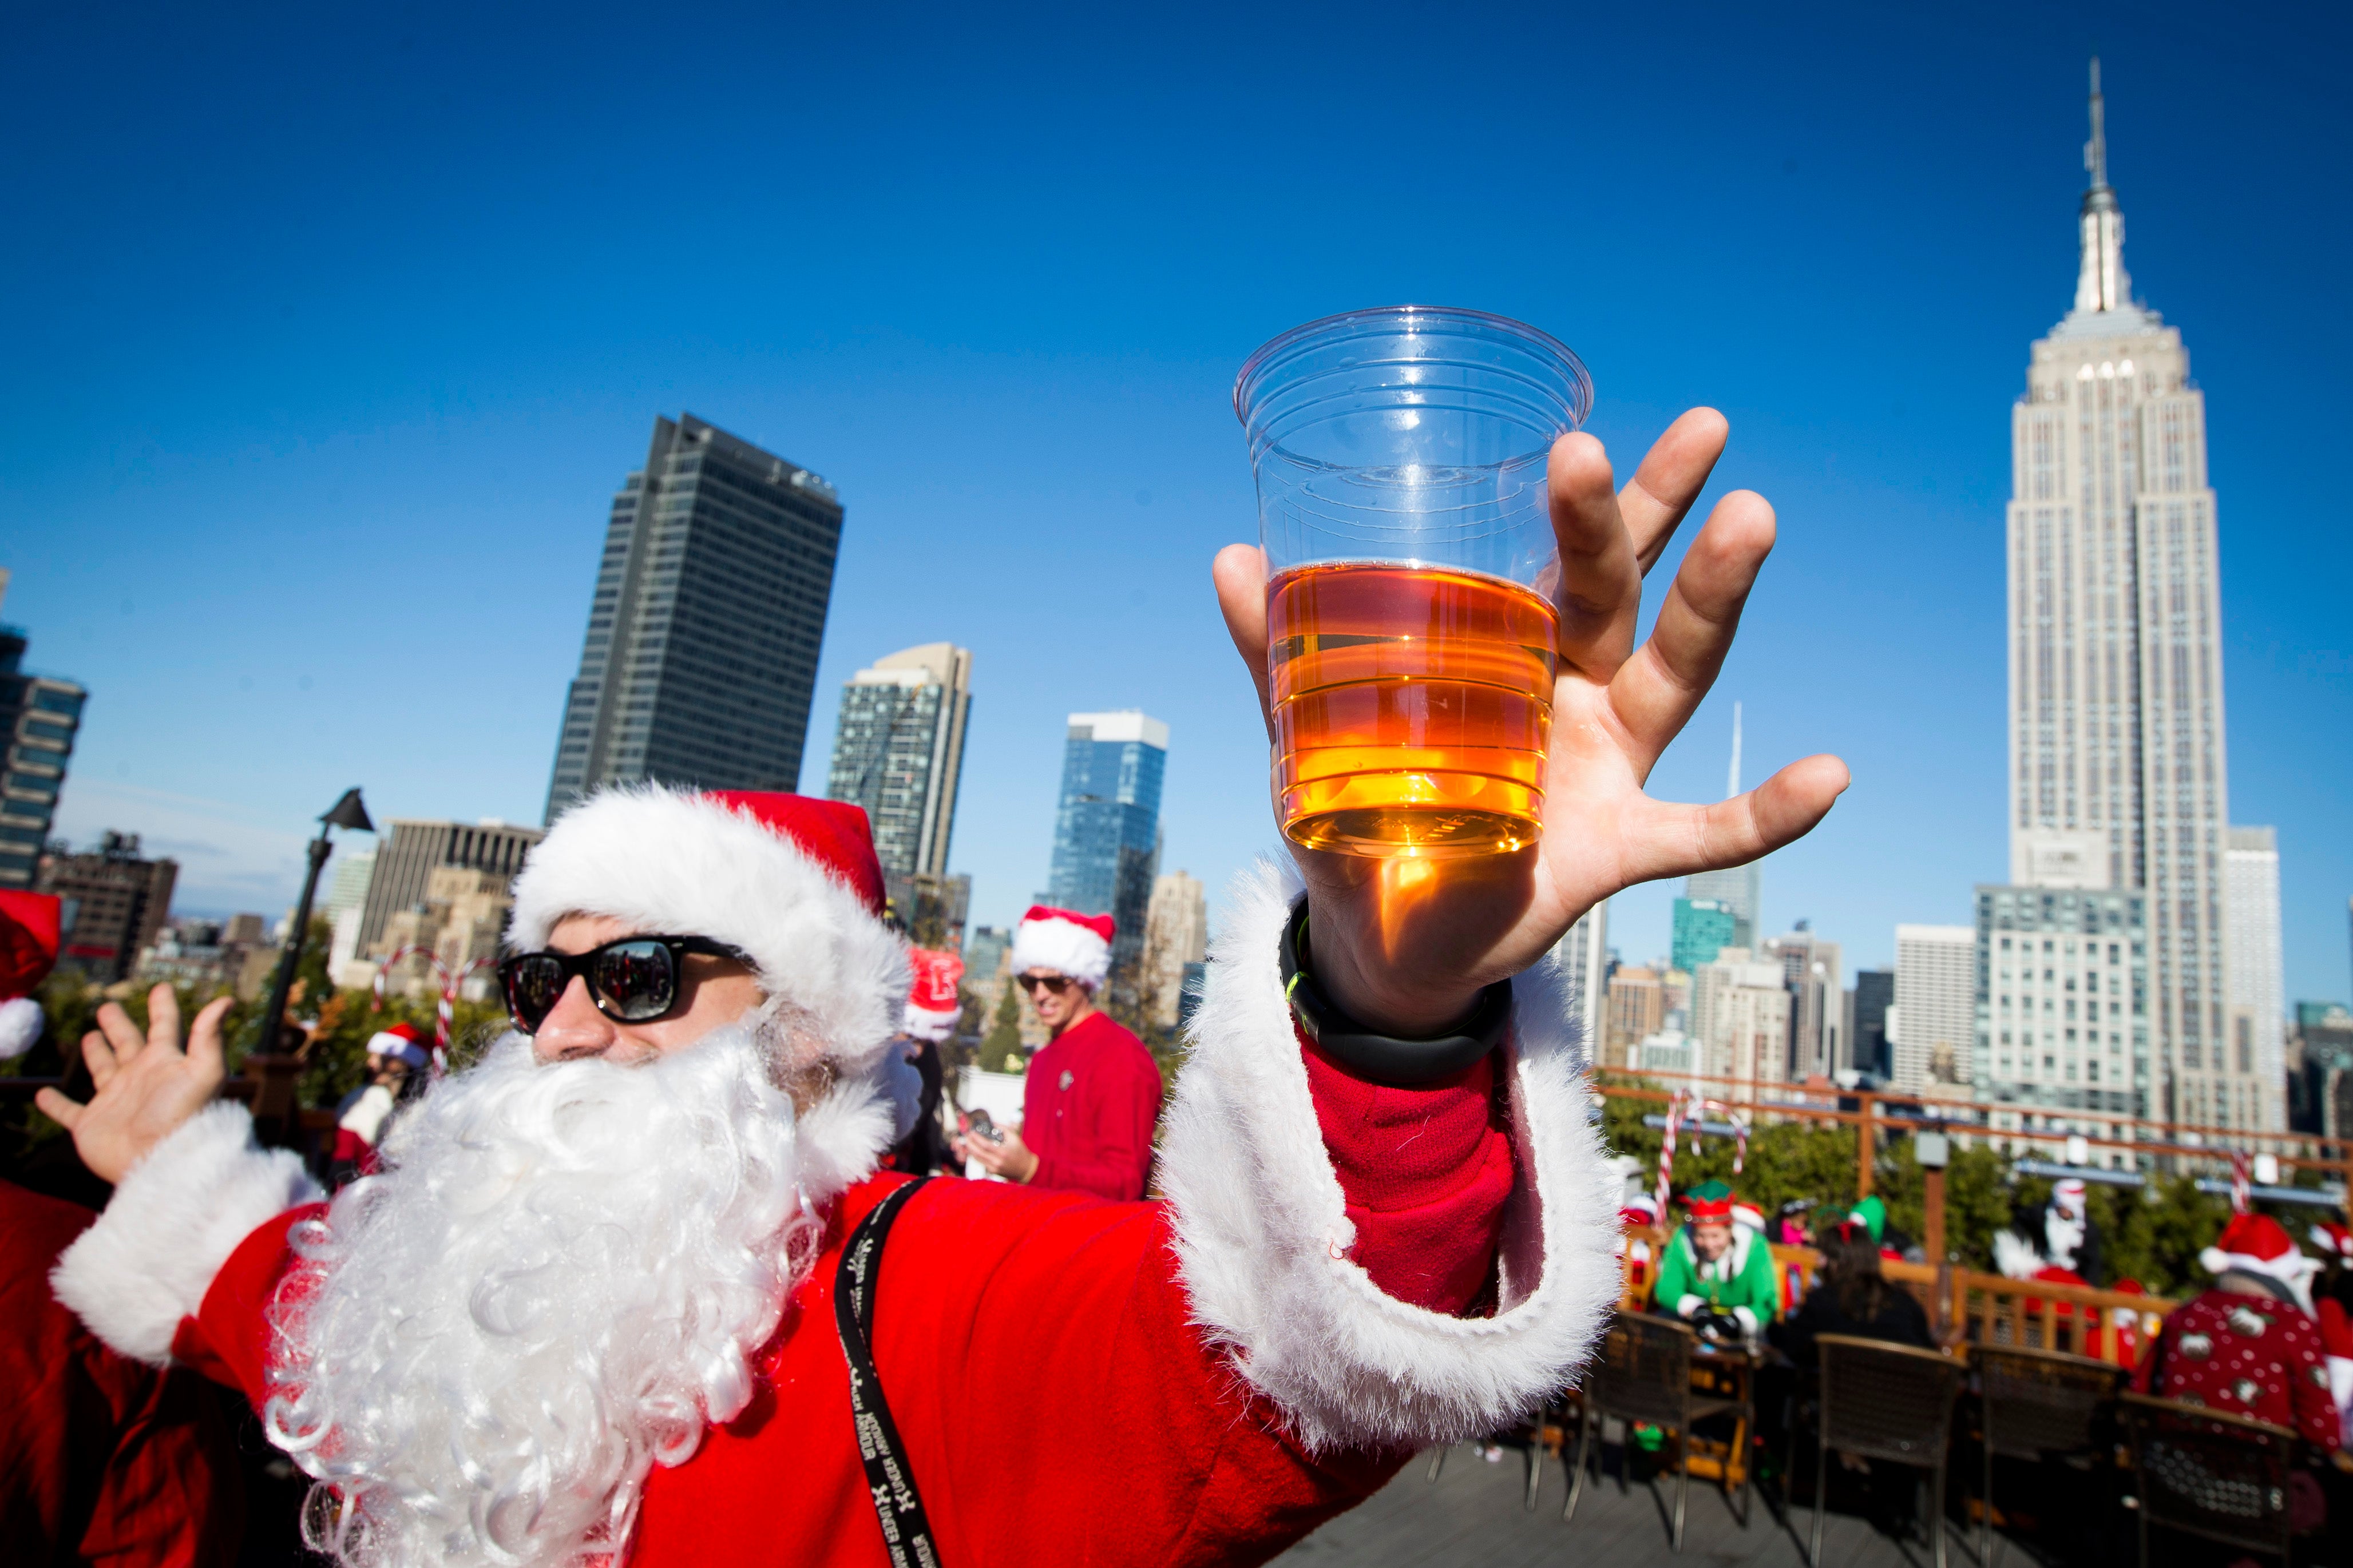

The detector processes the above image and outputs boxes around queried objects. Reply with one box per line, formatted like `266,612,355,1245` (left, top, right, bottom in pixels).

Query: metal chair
1563,1312,1748,1550
2118,1392,2300,1567
1972,1345,2122,1565
1809,1333,1965,1568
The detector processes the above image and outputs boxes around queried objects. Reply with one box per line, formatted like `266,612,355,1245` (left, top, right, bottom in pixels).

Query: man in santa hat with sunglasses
957,906,1162,1201
35,410,1848,1566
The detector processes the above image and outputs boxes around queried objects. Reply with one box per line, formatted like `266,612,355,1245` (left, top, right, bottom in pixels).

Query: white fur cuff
52,1101,323,1367
1158,860,1622,1452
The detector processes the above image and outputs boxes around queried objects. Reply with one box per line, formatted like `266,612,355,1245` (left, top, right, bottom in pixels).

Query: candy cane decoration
2229,1149,2252,1214
374,947,496,1077
1655,1090,1683,1214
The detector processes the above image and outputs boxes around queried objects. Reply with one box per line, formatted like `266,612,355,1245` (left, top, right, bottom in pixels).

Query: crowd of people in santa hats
7,782,1620,1567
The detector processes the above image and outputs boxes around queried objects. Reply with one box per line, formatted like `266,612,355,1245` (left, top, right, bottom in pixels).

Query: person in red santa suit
884,947,962,1176
37,408,1848,1568
326,1023,433,1186
2134,1212,2339,1450
2310,1221,2353,1441
957,906,1161,1200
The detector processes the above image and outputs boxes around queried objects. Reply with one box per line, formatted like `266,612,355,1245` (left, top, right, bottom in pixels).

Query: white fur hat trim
1010,914,1112,990
506,785,907,1073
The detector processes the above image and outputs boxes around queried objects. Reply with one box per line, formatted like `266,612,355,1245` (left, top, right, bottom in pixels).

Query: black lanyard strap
836,1177,942,1568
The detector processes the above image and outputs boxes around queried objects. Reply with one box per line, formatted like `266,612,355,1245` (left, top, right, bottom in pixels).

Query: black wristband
1277,899,1511,1086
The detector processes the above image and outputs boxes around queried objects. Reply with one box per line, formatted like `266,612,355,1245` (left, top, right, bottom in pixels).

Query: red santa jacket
50,867,1624,1566
1021,1010,1162,1200
1,1181,239,1568
2134,1285,2342,1449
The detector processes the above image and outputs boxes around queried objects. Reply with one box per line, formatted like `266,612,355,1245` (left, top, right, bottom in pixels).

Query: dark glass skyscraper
544,414,845,822
1043,711,1167,987
0,577,86,890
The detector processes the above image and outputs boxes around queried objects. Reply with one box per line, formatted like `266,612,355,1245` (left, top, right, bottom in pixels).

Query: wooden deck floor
1280,1440,1990,1568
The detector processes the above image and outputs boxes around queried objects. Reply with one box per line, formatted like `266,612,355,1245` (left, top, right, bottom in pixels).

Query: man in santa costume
327,1023,433,1185
958,906,1160,1200
1652,1180,1780,1341
2134,1211,2340,1450
884,946,962,1175
37,409,1847,1566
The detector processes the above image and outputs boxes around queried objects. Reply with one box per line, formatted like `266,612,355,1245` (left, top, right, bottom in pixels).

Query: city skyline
7,10,2348,1001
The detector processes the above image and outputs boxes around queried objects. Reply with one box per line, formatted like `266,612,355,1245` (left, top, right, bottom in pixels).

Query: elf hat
2201,1212,2322,1293
1848,1193,1888,1243
1681,1180,1737,1224
1009,905,1115,991
903,947,965,1042
366,1023,431,1070
508,785,904,1073
0,889,61,1062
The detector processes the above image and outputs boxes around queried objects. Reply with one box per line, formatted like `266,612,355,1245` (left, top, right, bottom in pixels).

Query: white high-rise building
2005,61,2239,1127
2225,827,2286,1130
1895,925,1976,1091
1554,898,1610,1069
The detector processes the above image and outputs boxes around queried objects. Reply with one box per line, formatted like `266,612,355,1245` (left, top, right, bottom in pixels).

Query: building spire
2085,56,2108,190
2072,55,2131,315
1726,701,1742,800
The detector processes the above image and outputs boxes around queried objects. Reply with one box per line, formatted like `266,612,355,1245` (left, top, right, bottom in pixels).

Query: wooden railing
1615,1224,2174,1371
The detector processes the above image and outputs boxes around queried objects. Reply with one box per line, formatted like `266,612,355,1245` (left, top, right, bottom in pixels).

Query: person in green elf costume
1651,1179,1782,1340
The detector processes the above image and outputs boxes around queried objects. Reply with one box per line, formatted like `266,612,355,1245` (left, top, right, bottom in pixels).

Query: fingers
1618,755,1851,887
147,985,183,1054
1606,489,1777,773
94,1002,146,1071
187,997,233,1083
1212,543,1274,741
1546,434,1643,680
32,1087,84,1130
1619,408,1729,574
81,1028,120,1090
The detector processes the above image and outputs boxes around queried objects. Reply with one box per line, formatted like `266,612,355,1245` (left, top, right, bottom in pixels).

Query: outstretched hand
1214,408,1849,1035
34,986,231,1185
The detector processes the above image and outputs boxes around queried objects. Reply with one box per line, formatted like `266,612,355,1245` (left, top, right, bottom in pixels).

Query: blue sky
4,0,2347,1003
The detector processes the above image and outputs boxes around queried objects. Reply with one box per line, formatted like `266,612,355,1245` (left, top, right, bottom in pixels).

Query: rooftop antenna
2085,55,2108,190
1726,702,1742,800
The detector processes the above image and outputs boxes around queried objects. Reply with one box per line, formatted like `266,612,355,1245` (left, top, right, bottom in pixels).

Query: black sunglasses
498,935,748,1034
1016,973,1075,995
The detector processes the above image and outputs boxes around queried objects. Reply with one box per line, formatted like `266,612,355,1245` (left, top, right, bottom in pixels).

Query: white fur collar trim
1158,859,1619,1451
52,1102,323,1367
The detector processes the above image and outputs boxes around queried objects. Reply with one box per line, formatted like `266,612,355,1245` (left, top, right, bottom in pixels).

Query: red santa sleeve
50,1102,324,1372
1150,863,1618,1451
6,1181,242,1568
1025,1034,1163,1201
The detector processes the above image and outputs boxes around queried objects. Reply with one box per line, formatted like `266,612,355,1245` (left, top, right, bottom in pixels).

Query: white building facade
2004,62,2246,1128
2224,827,2286,1129
1554,898,1610,1069
1974,884,2149,1122
1895,925,1976,1091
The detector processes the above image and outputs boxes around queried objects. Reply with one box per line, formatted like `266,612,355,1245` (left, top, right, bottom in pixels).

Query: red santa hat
366,1023,431,1071
1009,905,1115,991
2201,1212,2322,1295
2311,1222,2353,1263
506,787,905,1072
0,889,62,1061
1732,1200,1765,1234
902,947,964,1042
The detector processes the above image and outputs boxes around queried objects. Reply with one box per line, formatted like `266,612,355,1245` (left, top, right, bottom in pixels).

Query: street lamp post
249,788,373,1145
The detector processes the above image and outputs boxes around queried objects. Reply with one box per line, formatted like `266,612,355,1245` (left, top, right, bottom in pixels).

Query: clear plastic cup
1234,305,1592,859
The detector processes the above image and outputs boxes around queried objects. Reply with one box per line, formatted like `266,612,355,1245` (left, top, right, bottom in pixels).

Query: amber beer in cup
1234,307,1592,858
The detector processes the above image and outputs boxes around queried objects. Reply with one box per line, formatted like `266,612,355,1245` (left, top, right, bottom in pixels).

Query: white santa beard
265,1022,821,1568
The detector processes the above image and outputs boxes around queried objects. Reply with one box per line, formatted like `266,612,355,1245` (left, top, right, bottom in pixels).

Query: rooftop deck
1281,1438,2044,1568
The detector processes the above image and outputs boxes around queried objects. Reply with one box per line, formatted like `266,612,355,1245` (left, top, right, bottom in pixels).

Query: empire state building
2002,62,2259,1129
